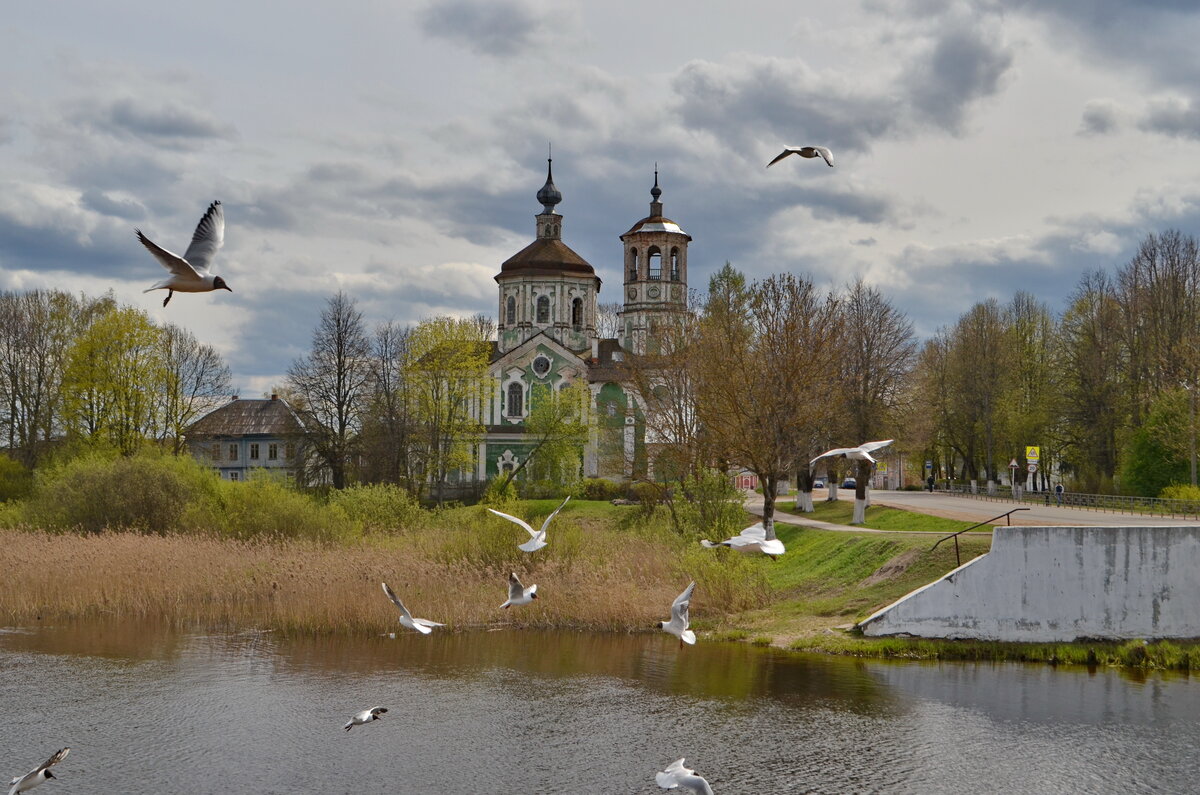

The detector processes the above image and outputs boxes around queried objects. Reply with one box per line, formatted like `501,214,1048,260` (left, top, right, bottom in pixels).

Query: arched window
507,382,523,417
571,297,583,331
536,295,550,324
647,246,662,280
670,248,680,281
628,249,639,281
505,295,516,326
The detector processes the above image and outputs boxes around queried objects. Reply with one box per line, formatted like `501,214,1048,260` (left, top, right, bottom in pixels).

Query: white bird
487,496,570,552
381,582,445,635
343,706,387,731
657,581,696,648
810,439,894,467
656,758,714,794
8,748,69,795
701,523,785,558
766,145,834,168
137,200,232,307
500,571,538,609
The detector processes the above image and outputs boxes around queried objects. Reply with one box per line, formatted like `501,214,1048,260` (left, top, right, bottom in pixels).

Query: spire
650,164,663,217
536,143,562,215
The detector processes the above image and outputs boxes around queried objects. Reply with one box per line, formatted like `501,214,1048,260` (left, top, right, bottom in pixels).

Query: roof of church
497,237,597,276
185,397,304,438
587,338,631,382
622,214,691,239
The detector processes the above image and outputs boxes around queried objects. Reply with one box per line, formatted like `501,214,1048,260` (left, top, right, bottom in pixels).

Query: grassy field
778,498,995,533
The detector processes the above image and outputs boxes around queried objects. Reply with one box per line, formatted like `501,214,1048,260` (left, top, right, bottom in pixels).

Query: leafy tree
494,380,590,492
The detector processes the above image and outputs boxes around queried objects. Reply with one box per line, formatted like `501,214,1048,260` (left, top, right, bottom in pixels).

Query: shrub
24,449,221,533
1160,484,1200,501
578,478,627,501
480,476,518,508
675,468,744,541
327,483,424,533
0,455,33,502
218,475,358,543
675,543,771,614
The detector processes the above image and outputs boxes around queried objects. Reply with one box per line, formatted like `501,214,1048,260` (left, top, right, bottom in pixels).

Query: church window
628,249,638,280
533,355,551,377
507,382,524,417
505,296,516,325
670,248,680,281
571,297,583,331
536,295,550,324
647,247,662,280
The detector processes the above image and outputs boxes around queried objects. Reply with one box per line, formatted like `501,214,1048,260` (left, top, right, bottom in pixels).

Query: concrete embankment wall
858,526,1200,642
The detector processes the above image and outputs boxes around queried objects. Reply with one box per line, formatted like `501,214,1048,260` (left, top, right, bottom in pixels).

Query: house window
285,443,295,460
670,248,680,281
647,246,661,280
229,444,239,461
268,443,278,461
536,295,550,324
571,297,583,331
229,471,240,482
507,382,523,417
210,444,220,461
505,295,516,325
249,443,260,460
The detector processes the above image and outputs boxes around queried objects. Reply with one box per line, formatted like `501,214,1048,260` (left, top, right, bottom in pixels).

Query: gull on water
7,748,69,795
810,439,894,467
657,581,696,647
344,706,387,731
701,522,785,558
766,145,834,168
500,571,538,609
487,496,570,552
137,200,232,307
655,757,714,794
381,582,445,634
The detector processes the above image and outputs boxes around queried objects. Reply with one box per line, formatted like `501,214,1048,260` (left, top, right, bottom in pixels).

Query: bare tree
596,301,623,340
359,321,420,490
286,292,373,488
158,323,232,454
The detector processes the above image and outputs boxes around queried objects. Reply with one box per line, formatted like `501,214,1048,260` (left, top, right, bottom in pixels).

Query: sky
3,0,1200,396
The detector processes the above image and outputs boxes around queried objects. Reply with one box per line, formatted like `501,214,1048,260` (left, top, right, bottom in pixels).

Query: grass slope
779,498,993,533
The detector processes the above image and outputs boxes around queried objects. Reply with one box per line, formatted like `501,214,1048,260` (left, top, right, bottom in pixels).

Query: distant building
184,394,304,482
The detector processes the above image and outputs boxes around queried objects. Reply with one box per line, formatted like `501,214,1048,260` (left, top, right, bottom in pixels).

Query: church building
470,158,692,485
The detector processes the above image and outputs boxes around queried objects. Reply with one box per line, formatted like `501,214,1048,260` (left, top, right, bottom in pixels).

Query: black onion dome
536,158,562,212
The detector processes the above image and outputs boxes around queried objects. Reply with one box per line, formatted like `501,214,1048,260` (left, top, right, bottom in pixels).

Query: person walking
1054,483,1064,506
926,475,935,492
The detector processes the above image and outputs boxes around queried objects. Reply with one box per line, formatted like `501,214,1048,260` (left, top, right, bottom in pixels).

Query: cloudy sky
3,0,1200,394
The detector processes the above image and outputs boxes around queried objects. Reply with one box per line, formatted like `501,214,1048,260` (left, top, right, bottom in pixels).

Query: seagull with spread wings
810,439,894,467
499,571,538,609
766,145,834,168
701,522,785,558
137,200,232,307
487,496,570,553
381,582,444,635
343,706,387,731
7,748,69,795
657,581,697,648
655,757,714,794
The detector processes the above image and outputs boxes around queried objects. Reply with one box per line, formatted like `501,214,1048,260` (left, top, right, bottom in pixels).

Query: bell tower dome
618,169,691,355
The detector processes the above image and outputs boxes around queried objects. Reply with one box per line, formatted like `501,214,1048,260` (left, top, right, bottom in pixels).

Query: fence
936,483,1200,520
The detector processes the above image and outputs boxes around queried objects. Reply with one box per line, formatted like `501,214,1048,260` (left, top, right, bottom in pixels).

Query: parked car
841,477,857,489
812,478,826,488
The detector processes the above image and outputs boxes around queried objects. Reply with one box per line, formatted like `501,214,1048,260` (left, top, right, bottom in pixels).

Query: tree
359,321,420,490
596,301,623,340
407,315,491,505
158,323,231,454
286,292,373,488
494,380,590,492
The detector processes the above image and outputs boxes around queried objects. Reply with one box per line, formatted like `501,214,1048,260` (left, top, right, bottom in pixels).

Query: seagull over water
500,571,538,609
381,582,445,634
137,200,232,307
810,439,894,467
766,145,834,168
8,748,69,795
344,707,387,732
657,581,696,648
701,523,785,558
487,496,570,552
656,757,714,794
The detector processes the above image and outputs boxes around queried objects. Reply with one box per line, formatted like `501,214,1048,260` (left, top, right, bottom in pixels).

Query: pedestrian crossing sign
1026,445,1040,461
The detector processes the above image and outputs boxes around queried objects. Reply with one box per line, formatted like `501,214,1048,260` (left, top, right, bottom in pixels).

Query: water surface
1,622,1197,793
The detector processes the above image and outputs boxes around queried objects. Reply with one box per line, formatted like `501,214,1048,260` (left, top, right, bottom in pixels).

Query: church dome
621,170,691,240
498,238,596,276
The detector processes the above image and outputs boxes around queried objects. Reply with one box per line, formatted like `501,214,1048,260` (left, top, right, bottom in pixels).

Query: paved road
758,489,1200,528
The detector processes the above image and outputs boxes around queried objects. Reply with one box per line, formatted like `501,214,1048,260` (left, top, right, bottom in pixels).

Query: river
2,623,1197,793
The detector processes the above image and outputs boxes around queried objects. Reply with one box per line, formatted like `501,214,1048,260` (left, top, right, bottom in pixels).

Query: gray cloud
0,202,136,278
1079,99,1123,136
70,98,236,150
1139,96,1200,140
80,189,147,221
901,19,1014,134
417,0,546,58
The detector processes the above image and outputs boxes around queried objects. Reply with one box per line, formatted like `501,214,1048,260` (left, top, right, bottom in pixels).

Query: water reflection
2,622,1199,793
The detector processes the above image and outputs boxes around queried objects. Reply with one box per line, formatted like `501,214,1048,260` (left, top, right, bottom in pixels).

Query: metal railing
931,507,1030,567
935,484,1200,519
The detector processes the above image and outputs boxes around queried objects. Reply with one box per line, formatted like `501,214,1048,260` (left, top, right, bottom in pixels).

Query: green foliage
0,455,33,501
480,476,518,508
675,544,771,613
218,475,358,543
25,449,221,533
326,483,423,533
434,503,583,570
677,467,744,540
1120,424,1189,497
1160,484,1200,500
578,478,627,501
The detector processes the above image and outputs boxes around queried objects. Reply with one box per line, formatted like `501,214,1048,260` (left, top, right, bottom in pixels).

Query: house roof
185,397,304,438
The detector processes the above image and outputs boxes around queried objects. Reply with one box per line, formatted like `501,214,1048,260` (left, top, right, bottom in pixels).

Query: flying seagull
655,757,714,794
487,496,570,552
766,145,834,168
657,581,696,648
810,439,894,467
344,706,387,732
8,748,69,795
381,582,445,635
701,522,785,558
500,571,538,609
137,200,232,307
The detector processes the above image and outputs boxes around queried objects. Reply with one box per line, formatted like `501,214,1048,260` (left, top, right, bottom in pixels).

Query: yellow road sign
1025,445,1040,461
